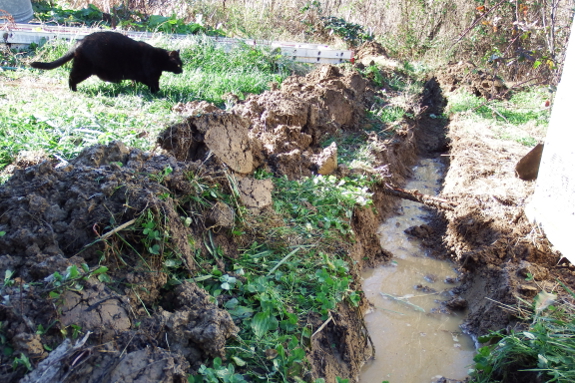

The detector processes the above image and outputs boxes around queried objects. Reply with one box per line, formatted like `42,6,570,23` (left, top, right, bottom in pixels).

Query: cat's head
166,50,183,74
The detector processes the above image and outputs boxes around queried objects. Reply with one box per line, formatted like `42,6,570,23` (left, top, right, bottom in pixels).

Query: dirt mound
436,61,507,99
0,141,239,382
160,65,373,180
354,41,388,62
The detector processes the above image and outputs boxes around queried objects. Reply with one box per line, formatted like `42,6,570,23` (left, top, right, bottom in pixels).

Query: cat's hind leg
69,61,93,91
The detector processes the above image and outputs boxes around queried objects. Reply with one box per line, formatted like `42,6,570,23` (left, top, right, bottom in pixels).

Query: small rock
519,284,538,297
414,284,437,293
206,202,235,229
405,224,433,238
424,274,437,283
445,296,468,310
313,142,338,175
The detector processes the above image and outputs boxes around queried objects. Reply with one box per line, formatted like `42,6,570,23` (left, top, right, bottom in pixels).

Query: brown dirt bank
439,111,574,341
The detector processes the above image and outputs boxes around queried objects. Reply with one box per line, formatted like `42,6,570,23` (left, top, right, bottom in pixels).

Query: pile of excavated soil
0,45,429,382
436,61,507,99
0,143,239,382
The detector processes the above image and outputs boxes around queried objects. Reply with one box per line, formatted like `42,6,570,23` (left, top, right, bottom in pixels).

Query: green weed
45,264,110,300
192,242,359,381
214,175,371,378
12,353,32,371
470,289,575,383
372,105,405,125
32,1,224,36
186,169,376,381
321,16,373,48
190,357,248,383
273,174,372,238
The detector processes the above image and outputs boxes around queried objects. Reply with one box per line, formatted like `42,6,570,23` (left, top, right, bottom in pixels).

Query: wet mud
0,43,572,383
361,159,475,383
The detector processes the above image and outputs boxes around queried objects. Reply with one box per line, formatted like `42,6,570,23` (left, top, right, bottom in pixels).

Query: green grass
0,36,293,171
188,173,371,382
447,88,550,126
445,87,550,146
470,288,575,383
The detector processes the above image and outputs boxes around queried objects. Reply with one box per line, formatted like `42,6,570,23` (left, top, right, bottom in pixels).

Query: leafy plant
45,264,109,300
470,289,575,383
2,270,15,288
191,230,363,381
12,353,32,371
33,2,103,26
32,1,225,36
273,174,373,238
190,357,247,383
147,14,225,36
321,16,373,47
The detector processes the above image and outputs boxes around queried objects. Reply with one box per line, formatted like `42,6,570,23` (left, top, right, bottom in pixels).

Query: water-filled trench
360,158,475,383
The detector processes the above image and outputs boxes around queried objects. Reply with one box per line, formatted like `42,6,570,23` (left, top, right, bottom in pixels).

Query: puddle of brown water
360,159,475,383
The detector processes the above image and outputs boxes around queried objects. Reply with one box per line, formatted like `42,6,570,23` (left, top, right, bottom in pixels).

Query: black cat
31,31,183,93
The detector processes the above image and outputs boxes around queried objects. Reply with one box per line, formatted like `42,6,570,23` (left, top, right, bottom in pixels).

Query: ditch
360,158,475,383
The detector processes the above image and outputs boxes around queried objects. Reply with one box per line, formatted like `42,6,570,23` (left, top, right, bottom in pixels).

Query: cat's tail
30,51,75,70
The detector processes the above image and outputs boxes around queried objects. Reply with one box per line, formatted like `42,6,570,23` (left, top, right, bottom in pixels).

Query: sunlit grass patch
445,87,550,147
0,84,178,169
0,36,295,171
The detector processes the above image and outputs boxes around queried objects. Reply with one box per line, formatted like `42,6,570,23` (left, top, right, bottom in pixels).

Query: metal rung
2,23,354,64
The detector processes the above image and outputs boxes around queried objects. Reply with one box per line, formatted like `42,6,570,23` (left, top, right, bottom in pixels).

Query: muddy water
360,159,475,383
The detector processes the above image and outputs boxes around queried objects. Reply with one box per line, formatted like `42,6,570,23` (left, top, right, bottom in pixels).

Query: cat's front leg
147,79,160,93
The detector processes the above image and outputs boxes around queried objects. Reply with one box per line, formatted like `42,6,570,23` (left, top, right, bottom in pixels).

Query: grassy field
0,35,294,174
445,87,550,147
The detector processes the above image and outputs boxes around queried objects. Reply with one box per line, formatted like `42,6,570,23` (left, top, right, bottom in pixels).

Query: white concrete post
526,17,575,264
